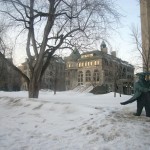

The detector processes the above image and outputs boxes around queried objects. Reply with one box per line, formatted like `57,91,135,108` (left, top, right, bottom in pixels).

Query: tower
100,41,108,54
140,0,150,71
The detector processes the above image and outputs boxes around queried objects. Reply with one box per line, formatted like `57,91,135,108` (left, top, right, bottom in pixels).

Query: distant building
19,56,66,91
140,0,150,71
18,42,134,94
65,41,134,94
18,60,30,90
0,58,21,91
41,57,65,91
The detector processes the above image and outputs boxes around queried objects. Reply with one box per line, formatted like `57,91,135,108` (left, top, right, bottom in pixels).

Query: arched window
86,70,91,82
78,71,83,85
93,70,100,82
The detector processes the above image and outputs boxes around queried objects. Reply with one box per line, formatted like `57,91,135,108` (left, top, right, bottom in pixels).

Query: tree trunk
114,82,117,97
54,78,57,95
28,77,40,98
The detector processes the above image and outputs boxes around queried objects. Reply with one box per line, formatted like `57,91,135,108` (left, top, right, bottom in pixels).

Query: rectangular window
82,62,84,67
97,60,100,65
85,62,87,66
68,72,70,77
78,63,81,67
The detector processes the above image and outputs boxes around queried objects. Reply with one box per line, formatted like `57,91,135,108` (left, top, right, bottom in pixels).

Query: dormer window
81,53,93,58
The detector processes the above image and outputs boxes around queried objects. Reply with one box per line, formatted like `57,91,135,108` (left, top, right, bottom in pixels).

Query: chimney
111,51,116,57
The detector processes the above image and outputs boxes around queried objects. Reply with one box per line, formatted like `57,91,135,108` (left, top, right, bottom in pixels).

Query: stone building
19,56,65,91
140,0,150,71
0,58,21,91
18,60,30,90
65,42,134,94
41,57,65,91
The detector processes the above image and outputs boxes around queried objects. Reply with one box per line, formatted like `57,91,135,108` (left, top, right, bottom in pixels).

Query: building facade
18,60,30,90
18,42,134,94
19,57,66,91
140,0,150,71
65,42,134,94
0,58,21,91
41,57,65,91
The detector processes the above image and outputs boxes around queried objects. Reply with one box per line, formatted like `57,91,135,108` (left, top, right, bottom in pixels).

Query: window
90,54,93,57
85,62,87,66
93,70,100,82
81,54,93,58
78,63,81,67
94,60,100,65
68,72,70,77
82,62,84,67
78,71,83,85
86,70,91,82
97,60,100,65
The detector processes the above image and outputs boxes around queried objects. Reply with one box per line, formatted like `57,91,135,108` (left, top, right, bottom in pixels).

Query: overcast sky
111,0,141,65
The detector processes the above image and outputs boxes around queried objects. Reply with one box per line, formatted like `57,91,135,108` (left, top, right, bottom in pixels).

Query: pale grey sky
13,0,141,67
111,0,141,64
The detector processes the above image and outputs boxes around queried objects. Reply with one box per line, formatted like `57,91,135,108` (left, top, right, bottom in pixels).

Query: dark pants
136,92,150,117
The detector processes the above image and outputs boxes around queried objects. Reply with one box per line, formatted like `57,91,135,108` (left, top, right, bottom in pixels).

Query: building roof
65,49,81,61
81,50,101,56
78,50,134,68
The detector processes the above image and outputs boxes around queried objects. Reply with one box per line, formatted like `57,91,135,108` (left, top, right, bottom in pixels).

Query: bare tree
0,0,120,98
131,26,150,72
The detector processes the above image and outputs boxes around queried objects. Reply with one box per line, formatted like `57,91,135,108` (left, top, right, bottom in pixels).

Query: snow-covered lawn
0,91,150,150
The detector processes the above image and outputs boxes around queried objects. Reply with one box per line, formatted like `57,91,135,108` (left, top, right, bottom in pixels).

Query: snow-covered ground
0,91,150,150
